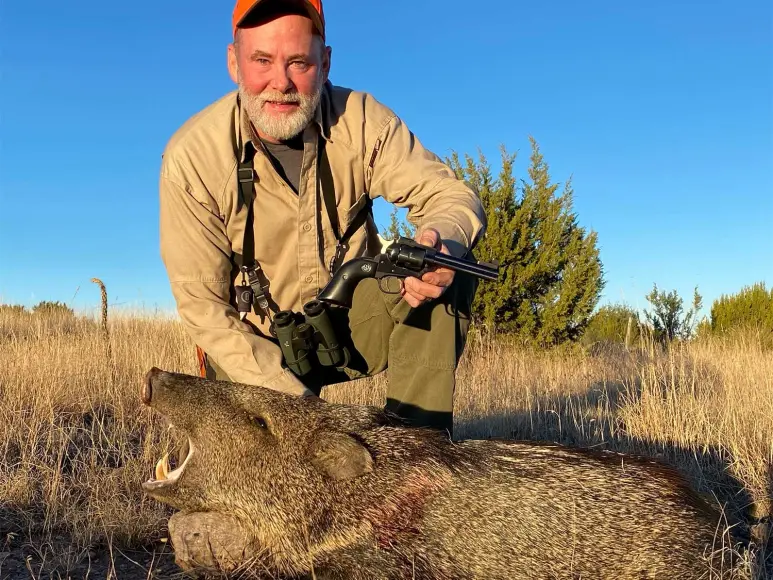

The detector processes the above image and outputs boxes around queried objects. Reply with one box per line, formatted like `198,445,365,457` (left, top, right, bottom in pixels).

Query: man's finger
403,276,425,298
401,281,425,307
404,276,444,300
402,278,429,304
421,268,454,287
403,292,421,308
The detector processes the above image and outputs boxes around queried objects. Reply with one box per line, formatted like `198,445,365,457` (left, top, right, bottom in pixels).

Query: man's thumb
418,228,439,249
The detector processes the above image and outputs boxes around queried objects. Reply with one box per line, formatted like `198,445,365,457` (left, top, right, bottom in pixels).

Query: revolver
317,236,499,309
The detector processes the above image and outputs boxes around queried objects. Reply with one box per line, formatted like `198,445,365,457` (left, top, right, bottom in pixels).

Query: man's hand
400,228,455,308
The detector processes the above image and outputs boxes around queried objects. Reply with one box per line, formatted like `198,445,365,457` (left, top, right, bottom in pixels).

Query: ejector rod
425,252,499,281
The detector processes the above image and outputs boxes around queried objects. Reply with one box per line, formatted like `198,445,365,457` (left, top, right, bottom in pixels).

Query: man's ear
321,45,332,83
227,42,239,85
309,431,373,481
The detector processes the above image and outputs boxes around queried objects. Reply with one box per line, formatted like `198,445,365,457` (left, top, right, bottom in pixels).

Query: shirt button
305,275,313,283
303,223,312,232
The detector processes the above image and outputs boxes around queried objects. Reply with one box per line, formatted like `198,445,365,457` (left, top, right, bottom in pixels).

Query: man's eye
254,58,270,65
291,61,309,69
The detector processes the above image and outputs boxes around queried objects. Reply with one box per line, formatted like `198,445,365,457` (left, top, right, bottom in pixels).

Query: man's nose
267,64,294,93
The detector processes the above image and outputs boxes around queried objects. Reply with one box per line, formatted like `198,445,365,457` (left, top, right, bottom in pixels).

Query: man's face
227,13,330,143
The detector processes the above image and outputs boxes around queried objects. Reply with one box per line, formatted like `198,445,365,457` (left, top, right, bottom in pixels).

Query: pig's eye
249,415,268,430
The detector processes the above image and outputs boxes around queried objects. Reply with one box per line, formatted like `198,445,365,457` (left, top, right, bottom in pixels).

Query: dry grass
0,308,770,579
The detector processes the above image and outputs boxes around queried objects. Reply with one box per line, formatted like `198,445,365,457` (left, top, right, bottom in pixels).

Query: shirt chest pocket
325,147,369,237
322,143,373,256
342,192,372,233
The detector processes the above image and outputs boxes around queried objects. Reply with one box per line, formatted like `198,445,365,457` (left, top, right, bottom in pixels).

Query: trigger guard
378,276,403,294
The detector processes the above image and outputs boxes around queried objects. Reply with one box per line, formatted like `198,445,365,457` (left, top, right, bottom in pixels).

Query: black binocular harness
230,126,372,378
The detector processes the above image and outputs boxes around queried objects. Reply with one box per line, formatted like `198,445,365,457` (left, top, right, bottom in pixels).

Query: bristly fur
142,368,743,580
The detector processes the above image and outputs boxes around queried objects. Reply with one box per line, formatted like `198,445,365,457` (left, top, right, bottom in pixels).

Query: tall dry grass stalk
0,309,770,578
91,277,112,363
90,278,109,339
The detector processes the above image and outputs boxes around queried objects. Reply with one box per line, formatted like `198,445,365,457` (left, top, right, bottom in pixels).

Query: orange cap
232,0,325,39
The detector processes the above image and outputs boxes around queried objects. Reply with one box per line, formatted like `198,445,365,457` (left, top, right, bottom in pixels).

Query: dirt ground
0,532,184,580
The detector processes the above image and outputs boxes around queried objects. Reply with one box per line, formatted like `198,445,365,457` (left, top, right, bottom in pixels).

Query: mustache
255,91,303,104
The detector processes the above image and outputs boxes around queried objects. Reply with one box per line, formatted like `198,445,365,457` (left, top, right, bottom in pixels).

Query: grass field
0,307,770,579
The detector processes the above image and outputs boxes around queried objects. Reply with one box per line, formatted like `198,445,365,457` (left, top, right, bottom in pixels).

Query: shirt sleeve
158,170,311,397
365,112,487,258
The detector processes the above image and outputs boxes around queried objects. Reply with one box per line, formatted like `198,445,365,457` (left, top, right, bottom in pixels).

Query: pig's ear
309,432,373,480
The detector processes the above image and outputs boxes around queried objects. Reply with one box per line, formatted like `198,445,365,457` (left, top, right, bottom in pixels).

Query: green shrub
446,138,604,346
709,281,773,334
642,284,702,344
32,301,75,318
581,303,641,347
0,304,28,315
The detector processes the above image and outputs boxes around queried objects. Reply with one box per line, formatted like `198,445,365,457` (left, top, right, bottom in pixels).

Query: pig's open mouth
143,433,195,491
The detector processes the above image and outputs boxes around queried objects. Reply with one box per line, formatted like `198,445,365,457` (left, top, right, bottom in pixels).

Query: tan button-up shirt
159,81,486,395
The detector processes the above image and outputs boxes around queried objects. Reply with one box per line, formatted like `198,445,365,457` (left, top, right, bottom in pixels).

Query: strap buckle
329,242,349,276
242,263,273,319
237,166,254,183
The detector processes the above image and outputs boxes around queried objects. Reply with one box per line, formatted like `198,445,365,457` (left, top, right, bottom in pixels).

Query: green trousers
206,273,478,437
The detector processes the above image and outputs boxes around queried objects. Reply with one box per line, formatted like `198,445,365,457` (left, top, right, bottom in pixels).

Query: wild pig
141,367,739,579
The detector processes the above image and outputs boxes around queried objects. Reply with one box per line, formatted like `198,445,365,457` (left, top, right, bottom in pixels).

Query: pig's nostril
142,367,161,405
142,380,152,405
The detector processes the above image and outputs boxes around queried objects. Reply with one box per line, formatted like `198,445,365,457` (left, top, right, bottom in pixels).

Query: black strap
234,144,275,317
236,152,255,270
235,132,373,305
318,137,373,275
318,140,340,241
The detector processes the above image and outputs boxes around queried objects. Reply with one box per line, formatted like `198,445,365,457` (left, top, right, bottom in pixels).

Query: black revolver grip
317,258,378,308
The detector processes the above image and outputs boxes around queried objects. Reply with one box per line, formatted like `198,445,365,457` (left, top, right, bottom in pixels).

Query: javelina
141,367,738,579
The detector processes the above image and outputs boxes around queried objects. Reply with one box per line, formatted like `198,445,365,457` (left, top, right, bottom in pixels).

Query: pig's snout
142,367,164,405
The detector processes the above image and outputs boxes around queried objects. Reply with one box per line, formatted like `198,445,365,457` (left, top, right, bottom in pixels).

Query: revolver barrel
425,251,499,281
386,237,499,281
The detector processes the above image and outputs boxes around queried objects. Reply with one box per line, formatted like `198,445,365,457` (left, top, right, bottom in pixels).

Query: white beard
238,76,323,141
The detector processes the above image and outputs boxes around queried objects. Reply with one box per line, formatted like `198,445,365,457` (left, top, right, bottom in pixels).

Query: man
159,0,486,435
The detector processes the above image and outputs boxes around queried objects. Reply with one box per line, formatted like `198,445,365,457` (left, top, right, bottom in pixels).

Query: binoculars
267,237,500,378
270,300,348,377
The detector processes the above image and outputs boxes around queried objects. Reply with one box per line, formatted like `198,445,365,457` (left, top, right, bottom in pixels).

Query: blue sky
1,0,771,319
